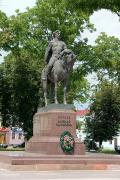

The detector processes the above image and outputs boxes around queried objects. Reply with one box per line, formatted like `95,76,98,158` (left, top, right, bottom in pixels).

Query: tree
66,0,120,17
0,50,44,139
84,81,120,147
0,59,15,127
93,33,120,82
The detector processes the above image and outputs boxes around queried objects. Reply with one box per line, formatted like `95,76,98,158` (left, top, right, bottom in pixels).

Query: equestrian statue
41,30,76,106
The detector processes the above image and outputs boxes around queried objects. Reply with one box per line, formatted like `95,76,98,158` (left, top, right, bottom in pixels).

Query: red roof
76,109,89,116
0,128,10,132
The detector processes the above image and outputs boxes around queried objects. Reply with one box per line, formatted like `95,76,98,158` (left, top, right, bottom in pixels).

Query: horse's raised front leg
54,81,58,104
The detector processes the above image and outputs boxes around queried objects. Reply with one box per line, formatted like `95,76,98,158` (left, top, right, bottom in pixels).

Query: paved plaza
0,169,120,180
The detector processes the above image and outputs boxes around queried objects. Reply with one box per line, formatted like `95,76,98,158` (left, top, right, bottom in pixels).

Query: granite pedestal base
25,104,85,155
1,152,120,171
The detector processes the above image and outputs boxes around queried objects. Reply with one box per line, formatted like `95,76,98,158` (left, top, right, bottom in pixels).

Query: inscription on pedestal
56,115,72,126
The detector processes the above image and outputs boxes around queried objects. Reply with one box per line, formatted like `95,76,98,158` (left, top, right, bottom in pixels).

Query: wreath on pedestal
60,131,75,154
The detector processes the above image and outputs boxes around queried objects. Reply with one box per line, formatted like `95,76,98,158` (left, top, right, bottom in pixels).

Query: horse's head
62,49,76,71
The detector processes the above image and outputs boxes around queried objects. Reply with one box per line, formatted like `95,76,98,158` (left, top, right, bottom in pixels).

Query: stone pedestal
25,104,85,155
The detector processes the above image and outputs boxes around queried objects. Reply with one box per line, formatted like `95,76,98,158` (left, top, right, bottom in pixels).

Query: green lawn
0,148,25,151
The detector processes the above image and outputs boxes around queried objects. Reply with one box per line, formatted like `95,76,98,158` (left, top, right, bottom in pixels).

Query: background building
76,109,89,141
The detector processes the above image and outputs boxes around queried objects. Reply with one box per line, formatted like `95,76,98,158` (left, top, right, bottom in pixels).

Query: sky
0,0,120,109
82,9,120,45
0,0,36,63
0,0,36,16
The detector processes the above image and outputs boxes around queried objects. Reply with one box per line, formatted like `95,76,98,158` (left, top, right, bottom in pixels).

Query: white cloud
82,9,120,45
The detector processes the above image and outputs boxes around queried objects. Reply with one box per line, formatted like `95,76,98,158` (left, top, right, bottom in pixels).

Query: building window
12,131,15,139
18,133,22,139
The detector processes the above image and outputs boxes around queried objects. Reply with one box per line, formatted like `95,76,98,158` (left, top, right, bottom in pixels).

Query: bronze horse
41,49,76,106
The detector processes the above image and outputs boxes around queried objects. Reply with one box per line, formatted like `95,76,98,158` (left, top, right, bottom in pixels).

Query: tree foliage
93,33,120,82
84,81,120,147
0,52,43,139
66,0,120,16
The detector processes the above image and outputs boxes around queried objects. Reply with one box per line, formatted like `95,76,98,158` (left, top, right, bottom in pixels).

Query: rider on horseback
43,30,67,80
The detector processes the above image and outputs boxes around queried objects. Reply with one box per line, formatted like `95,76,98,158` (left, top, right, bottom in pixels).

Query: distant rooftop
76,109,89,116
0,127,10,132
